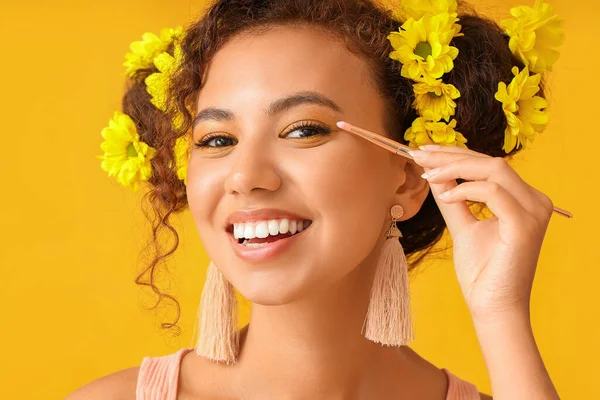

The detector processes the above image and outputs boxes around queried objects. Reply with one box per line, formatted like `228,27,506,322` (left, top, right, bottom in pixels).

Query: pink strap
136,348,194,400
136,348,479,399
442,368,481,399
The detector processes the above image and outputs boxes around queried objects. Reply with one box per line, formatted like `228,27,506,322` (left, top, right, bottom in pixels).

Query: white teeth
255,221,269,238
243,223,256,239
279,219,289,234
236,224,245,238
268,219,279,236
232,218,311,240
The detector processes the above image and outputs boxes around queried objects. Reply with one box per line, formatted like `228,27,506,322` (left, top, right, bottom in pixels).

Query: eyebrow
192,91,343,128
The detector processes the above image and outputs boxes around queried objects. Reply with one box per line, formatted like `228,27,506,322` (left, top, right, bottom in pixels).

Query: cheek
185,159,226,241
299,145,394,274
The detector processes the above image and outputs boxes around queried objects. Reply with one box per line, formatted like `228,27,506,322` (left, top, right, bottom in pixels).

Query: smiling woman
69,0,565,398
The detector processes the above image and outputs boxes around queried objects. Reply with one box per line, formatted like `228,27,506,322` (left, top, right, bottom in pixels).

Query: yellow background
1,0,597,398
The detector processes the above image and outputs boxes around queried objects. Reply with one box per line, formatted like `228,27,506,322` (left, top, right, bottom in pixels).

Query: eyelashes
194,133,236,149
193,120,332,149
284,120,332,140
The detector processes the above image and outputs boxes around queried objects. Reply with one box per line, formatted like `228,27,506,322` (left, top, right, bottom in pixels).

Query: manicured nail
438,190,451,200
419,145,441,151
421,168,440,180
408,150,426,158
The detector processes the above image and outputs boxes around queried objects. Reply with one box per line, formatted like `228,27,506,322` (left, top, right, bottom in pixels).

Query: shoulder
65,366,140,400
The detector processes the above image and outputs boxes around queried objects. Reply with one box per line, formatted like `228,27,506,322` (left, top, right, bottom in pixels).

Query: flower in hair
501,0,565,73
392,0,458,25
388,12,460,82
412,78,460,122
173,135,190,185
123,26,184,77
145,43,183,112
404,111,467,148
97,111,157,191
495,66,548,153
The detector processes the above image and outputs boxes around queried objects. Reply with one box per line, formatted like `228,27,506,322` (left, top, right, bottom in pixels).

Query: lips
224,207,311,228
227,221,312,263
223,207,313,263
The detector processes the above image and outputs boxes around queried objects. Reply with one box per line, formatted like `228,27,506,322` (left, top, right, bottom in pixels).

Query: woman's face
187,26,428,305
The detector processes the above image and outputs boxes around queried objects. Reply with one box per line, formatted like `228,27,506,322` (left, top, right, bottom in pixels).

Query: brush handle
337,121,573,218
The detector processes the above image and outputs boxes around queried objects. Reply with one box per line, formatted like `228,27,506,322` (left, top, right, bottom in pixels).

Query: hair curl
121,0,544,335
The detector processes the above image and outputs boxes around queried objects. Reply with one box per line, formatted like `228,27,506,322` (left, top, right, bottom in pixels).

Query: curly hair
121,0,542,335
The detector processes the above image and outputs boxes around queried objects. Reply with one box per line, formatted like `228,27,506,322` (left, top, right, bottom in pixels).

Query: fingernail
438,190,451,200
421,168,440,180
408,150,426,158
419,145,441,151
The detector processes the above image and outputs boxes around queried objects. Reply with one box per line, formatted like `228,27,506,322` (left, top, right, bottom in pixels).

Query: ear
392,158,430,221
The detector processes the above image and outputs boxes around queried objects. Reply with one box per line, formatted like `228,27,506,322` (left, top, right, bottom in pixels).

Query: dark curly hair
120,0,542,335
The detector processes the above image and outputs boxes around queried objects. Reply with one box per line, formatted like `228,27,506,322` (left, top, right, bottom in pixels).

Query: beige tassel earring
363,204,414,346
195,261,240,364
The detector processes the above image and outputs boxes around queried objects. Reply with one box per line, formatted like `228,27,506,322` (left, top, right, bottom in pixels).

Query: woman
69,0,562,398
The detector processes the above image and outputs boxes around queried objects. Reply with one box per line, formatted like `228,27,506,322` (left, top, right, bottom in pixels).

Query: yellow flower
413,78,460,121
495,66,548,153
404,119,435,148
501,0,565,73
97,111,157,191
145,42,183,112
173,135,190,185
388,13,460,82
123,26,183,77
392,0,458,25
404,111,467,148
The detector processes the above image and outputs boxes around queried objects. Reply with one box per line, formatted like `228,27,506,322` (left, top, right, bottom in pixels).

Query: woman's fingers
420,155,552,221
410,150,472,169
409,147,545,235
438,181,527,227
425,173,478,237
418,144,491,159
410,149,488,236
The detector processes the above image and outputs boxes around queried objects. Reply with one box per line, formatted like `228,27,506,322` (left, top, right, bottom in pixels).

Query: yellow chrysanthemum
145,42,183,112
501,0,565,74
413,78,460,122
494,66,548,153
392,0,461,34
173,135,190,185
404,111,467,148
123,26,183,77
97,111,157,191
388,13,460,82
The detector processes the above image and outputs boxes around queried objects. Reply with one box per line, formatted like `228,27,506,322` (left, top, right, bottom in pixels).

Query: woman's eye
284,121,331,139
194,135,237,148
193,121,331,149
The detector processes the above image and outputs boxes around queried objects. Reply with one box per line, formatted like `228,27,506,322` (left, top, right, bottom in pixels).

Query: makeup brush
336,121,573,219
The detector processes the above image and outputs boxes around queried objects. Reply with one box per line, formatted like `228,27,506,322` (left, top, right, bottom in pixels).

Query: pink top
136,347,481,399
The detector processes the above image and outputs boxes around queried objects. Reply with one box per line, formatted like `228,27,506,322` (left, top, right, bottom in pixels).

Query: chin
232,265,324,306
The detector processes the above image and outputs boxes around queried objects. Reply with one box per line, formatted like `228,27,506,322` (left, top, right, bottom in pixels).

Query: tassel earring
195,261,240,364
363,204,414,346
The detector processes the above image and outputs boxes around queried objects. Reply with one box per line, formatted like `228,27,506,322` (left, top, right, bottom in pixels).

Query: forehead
197,25,382,115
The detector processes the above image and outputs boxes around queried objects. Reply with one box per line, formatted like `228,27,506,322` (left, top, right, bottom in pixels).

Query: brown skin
67,26,492,399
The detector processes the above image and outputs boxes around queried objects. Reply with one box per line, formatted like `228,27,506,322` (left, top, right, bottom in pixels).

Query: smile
227,219,313,263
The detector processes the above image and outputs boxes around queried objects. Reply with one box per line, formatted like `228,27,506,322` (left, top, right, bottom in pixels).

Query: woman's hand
408,144,555,323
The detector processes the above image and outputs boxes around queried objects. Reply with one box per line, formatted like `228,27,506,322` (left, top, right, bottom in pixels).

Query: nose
223,137,282,196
